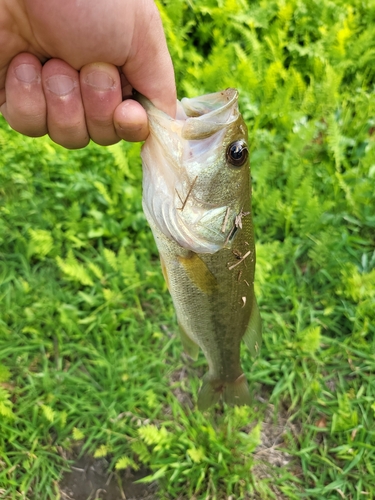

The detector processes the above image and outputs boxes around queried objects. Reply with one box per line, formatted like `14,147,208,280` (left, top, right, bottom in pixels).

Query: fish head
139,88,251,253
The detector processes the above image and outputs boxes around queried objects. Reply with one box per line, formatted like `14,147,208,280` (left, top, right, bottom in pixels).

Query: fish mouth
179,88,239,140
180,88,238,118
135,88,240,142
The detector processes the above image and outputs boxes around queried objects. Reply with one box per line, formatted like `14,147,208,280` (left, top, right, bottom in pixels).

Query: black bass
138,89,262,410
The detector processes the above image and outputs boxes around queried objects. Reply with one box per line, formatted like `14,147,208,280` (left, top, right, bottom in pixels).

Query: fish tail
197,373,251,411
223,374,251,407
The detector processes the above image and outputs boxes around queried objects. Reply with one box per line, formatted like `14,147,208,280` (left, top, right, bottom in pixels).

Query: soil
59,455,157,500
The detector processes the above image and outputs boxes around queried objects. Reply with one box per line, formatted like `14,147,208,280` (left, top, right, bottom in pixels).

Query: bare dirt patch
59,455,157,500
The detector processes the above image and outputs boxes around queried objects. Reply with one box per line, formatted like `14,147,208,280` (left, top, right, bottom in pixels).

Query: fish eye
226,140,248,167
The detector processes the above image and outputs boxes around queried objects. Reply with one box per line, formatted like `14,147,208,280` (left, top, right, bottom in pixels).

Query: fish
137,88,262,410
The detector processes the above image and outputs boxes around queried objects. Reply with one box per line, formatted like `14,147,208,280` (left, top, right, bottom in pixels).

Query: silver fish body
138,89,262,410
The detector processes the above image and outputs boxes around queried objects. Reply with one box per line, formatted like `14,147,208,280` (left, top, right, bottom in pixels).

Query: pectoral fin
243,296,262,356
177,253,217,294
178,322,199,360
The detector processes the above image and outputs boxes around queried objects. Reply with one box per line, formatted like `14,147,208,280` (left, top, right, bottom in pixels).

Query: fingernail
45,75,75,96
84,71,115,90
14,64,39,83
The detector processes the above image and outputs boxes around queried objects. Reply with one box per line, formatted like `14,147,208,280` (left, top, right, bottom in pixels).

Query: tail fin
197,373,251,411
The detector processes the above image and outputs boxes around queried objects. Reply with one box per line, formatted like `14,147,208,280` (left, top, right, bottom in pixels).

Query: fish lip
135,88,239,141
180,88,239,119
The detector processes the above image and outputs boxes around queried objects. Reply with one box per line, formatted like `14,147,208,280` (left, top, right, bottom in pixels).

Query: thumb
122,0,176,118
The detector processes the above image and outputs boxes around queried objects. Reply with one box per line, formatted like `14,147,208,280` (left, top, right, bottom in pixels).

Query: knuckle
87,114,114,128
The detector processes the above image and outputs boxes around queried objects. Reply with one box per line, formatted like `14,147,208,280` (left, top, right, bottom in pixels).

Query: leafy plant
128,406,262,498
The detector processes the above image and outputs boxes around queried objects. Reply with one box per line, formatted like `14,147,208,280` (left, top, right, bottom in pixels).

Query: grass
1,0,375,498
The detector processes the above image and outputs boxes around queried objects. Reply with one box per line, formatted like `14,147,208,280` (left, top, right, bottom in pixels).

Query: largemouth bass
138,88,262,410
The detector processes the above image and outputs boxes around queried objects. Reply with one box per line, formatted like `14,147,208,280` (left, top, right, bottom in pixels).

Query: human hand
0,0,176,148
